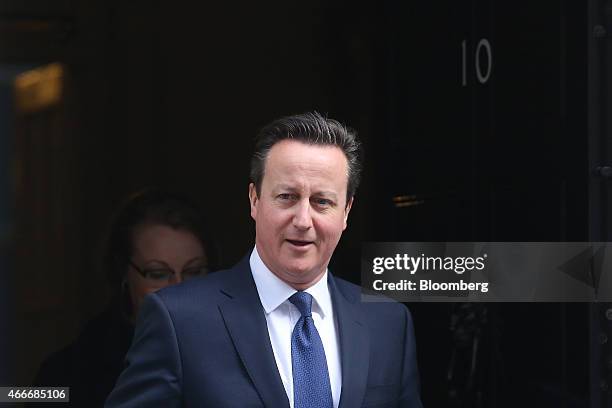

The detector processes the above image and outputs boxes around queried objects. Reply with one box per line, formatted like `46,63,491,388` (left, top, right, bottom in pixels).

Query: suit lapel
218,257,289,408
330,276,370,408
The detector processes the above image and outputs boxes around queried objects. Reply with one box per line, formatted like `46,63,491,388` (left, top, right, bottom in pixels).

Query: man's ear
343,196,354,230
248,183,258,220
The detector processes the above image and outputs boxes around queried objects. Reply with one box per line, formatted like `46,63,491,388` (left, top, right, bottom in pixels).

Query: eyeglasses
129,260,209,283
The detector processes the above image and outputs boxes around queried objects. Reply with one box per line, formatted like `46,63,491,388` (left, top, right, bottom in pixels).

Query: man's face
249,139,353,290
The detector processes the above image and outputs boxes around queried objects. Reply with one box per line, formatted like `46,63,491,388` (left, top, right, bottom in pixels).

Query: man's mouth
286,239,314,247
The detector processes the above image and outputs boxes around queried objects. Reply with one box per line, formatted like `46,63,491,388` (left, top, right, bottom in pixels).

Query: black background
2,0,610,406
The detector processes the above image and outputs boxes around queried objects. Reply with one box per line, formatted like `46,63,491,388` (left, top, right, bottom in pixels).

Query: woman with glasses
31,189,217,407
106,189,217,321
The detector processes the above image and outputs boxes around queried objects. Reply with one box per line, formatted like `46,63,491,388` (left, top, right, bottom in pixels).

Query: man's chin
279,264,326,288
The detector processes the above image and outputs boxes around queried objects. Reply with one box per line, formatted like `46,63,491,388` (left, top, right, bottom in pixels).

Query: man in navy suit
106,112,423,407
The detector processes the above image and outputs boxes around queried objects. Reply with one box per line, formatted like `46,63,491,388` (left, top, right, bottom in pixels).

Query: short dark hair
103,189,217,314
250,112,362,205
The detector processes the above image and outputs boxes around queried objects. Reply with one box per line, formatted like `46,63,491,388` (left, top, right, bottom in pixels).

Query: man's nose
293,200,313,230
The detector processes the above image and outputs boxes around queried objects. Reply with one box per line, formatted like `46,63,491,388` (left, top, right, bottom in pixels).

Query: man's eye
278,193,296,201
313,198,332,207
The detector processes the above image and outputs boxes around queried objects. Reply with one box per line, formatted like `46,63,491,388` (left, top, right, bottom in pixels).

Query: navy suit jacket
106,256,422,407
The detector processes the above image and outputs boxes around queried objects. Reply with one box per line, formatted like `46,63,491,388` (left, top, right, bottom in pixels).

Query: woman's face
126,223,207,319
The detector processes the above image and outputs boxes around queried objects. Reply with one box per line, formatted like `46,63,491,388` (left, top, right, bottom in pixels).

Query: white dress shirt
250,246,342,408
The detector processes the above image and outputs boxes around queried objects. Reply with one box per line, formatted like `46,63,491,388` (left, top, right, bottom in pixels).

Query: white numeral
461,38,493,86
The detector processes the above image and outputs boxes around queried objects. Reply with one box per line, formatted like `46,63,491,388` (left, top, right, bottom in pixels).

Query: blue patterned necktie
289,291,333,408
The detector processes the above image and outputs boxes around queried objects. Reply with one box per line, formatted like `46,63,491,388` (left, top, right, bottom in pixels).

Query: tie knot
289,291,313,317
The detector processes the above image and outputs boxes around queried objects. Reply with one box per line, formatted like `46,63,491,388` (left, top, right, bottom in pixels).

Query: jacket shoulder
154,263,245,310
332,276,412,320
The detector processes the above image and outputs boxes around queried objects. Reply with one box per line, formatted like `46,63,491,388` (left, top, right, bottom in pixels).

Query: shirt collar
250,246,332,319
